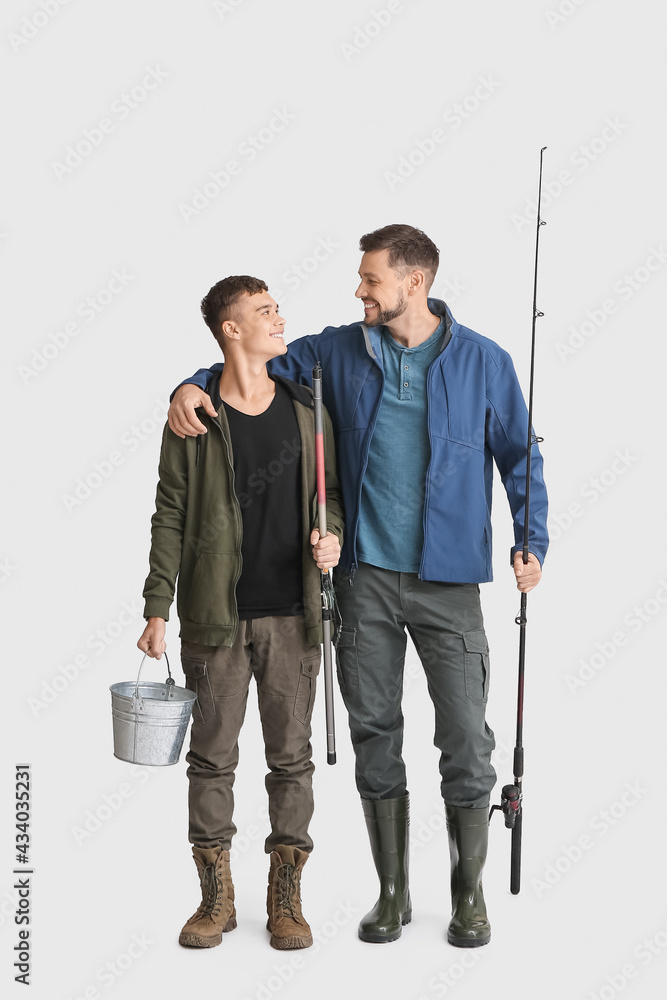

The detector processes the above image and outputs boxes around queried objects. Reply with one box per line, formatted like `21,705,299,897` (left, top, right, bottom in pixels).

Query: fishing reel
321,570,345,639
489,784,521,829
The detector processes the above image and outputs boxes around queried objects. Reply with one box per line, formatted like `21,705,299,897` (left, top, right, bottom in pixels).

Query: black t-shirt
214,379,303,619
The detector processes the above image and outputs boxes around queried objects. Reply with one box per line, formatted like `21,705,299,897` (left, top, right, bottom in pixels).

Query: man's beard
363,288,407,326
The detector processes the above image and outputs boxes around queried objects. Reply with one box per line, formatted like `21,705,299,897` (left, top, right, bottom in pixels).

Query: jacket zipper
210,416,243,643
351,350,385,577
419,318,453,580
419,359,438,580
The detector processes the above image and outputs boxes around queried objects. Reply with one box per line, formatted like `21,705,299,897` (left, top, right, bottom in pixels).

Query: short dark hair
200,275,269,338
359,224,439,289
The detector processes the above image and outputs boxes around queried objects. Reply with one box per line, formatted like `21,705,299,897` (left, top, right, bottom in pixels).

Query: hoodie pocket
186,551,236,626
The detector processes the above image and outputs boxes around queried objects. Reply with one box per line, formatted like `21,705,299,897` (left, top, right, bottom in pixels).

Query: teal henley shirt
357,317,445,573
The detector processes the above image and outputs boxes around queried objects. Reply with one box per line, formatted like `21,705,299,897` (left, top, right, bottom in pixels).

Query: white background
2,1,666,999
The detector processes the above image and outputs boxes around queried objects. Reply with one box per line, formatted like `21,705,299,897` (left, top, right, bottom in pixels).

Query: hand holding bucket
110,652,196,766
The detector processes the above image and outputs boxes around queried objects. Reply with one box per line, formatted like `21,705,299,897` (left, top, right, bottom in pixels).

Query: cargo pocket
334,625,358,696
181,656,216,725
294,654,321,725
463,629,490,705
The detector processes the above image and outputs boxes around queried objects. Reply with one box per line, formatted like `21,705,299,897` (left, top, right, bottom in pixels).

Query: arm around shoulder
168,365,221,438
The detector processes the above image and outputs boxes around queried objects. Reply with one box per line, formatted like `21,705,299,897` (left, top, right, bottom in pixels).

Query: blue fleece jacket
181,299,548,583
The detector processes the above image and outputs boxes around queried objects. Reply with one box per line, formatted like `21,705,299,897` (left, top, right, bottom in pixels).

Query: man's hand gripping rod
490,147,547,893
312,363,336,765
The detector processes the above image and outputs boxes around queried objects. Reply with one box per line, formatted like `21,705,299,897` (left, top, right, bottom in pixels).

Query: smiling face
355,249,410,326
224,291,287,360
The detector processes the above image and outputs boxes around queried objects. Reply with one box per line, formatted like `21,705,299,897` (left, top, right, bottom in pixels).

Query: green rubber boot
446,805,491,947
358,794,412,943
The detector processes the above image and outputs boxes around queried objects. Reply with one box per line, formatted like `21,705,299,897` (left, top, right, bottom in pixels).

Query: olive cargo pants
181,615,321,853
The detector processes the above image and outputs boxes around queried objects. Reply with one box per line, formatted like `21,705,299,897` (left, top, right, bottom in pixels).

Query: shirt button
403,365,409,370
403,382,409,387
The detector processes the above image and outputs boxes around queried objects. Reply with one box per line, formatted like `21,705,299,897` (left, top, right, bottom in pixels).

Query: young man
138,275,343,951
167,226,548,948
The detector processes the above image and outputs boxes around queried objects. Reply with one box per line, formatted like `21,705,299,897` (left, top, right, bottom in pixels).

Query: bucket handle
133,652,176,706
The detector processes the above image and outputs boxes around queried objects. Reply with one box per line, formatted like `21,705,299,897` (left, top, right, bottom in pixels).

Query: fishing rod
312,363,336,765
490,146,547,894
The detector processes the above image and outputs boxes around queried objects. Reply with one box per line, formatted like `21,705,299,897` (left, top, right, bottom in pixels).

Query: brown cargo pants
181,615,321,854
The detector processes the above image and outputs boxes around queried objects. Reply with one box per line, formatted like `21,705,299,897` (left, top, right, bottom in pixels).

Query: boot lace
199,863,223,917
276,863,301,920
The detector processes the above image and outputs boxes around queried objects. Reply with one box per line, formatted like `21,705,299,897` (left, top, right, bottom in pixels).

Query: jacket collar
362,297,454,362
205,367,313,411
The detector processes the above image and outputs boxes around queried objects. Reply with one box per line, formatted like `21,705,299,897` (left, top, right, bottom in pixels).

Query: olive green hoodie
142,375,344,647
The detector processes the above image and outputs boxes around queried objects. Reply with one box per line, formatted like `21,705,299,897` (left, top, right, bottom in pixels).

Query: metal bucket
110,653,197,766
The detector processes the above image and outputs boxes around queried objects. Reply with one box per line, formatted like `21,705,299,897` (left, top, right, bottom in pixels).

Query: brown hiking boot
266,845,313,950
179,846,237,948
